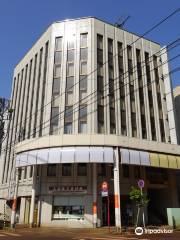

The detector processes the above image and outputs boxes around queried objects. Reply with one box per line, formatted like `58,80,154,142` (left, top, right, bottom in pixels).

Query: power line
2,8,180,183
13,66,180,167
4,38,180,143
2,42,179,157
4,59,180,156
4,9,180,141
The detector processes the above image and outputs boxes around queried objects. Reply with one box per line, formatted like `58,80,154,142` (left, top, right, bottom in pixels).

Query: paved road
0,228,179,240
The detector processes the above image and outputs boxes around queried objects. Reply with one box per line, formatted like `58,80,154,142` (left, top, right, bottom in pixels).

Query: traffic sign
138,179,145,189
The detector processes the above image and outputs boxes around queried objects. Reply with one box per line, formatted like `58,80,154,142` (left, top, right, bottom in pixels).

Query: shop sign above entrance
48,185,87,194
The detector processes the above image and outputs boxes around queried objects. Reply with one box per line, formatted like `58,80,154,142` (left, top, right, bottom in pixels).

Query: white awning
15,146,114,167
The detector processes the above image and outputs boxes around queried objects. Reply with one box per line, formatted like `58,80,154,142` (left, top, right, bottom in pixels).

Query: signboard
138,179,145,189
48,186,87,194
101,181,108,197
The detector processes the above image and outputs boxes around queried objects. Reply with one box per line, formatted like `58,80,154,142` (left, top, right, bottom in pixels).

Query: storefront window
62,163,72,176
77,163,87,176
52,205,84,220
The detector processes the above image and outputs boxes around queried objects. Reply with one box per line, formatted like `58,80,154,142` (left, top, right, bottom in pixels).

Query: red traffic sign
101,181,108,191
138,179,145,189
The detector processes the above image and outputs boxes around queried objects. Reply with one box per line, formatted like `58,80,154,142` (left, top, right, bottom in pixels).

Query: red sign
101,181,108,191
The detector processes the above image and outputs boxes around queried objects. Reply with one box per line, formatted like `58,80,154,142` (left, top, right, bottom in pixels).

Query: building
174,86,180,144
0,17,180,228
173,86,180,207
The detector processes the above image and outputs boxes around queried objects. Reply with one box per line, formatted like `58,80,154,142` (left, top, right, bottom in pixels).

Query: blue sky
0,0,179,99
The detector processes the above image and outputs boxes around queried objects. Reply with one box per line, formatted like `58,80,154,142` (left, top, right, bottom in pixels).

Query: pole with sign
101,181,110,231
138,179,145,228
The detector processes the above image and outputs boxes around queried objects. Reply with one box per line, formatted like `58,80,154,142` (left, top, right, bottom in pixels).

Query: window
97,63,103,76
52,78,60,95
65,106,73,122
77,163,87,176
134,166,141,179
79,105,87,133
97,34,103,49
79,122,87,133
64,106,73,134
80,33,88,48
24,167,27,179
52,205,84,220
80,61,87,75
54,64,61,77
80,48,88,60
66,76,74,90
67,50,75,62
68,40,75,49
98,164,106,176
64,122,72,134
79,105,87,120
51,107,59,125
97,76,103,90
123,165,129,178
65,92,73,105
55,37,62,51
67,63,74,76
80,76,87,91
54,51,62,64
98,105,104,122
18,168,22,180
62,163,72,176
47,164,56,177
29,166,33,178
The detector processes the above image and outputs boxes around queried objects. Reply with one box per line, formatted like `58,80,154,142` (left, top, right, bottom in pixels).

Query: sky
0,0,179,99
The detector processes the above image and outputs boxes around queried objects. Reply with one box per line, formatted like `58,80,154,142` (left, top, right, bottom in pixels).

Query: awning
15,146,114,167
120,149,180,170
16,146,180,170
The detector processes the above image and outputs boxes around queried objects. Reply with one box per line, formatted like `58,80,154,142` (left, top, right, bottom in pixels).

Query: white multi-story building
0,17,180,228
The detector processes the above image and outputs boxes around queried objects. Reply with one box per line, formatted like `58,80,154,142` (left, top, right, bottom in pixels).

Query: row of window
3,42,49,184
17,163,141,181
50,34,88,135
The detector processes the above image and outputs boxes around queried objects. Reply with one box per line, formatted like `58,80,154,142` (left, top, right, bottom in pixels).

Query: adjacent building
174,86,180,144
0,17,180,228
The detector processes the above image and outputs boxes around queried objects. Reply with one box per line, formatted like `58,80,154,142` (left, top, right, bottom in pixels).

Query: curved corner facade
0,17,180,228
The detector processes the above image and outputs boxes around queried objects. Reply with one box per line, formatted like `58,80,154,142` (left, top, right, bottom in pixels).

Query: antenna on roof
115,15,130,29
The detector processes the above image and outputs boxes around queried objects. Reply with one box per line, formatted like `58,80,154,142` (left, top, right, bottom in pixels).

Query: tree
129,186,150,227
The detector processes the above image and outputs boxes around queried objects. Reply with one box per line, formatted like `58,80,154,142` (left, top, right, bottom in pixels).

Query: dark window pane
62,164,72,176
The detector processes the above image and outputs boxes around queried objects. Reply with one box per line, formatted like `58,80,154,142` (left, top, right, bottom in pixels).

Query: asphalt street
0,228,180,240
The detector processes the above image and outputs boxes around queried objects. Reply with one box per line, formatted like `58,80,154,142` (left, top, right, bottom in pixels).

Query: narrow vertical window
108,39,116,134
153,55,165,142
34,48,43,138
118,42,127,136
39,42,49,137
28,54,38,138
128,46,137,137
50,37,62,135
64,37,75,134
97,34,104,133
79,33,88,133
136,49,147,139
145,52,156,140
